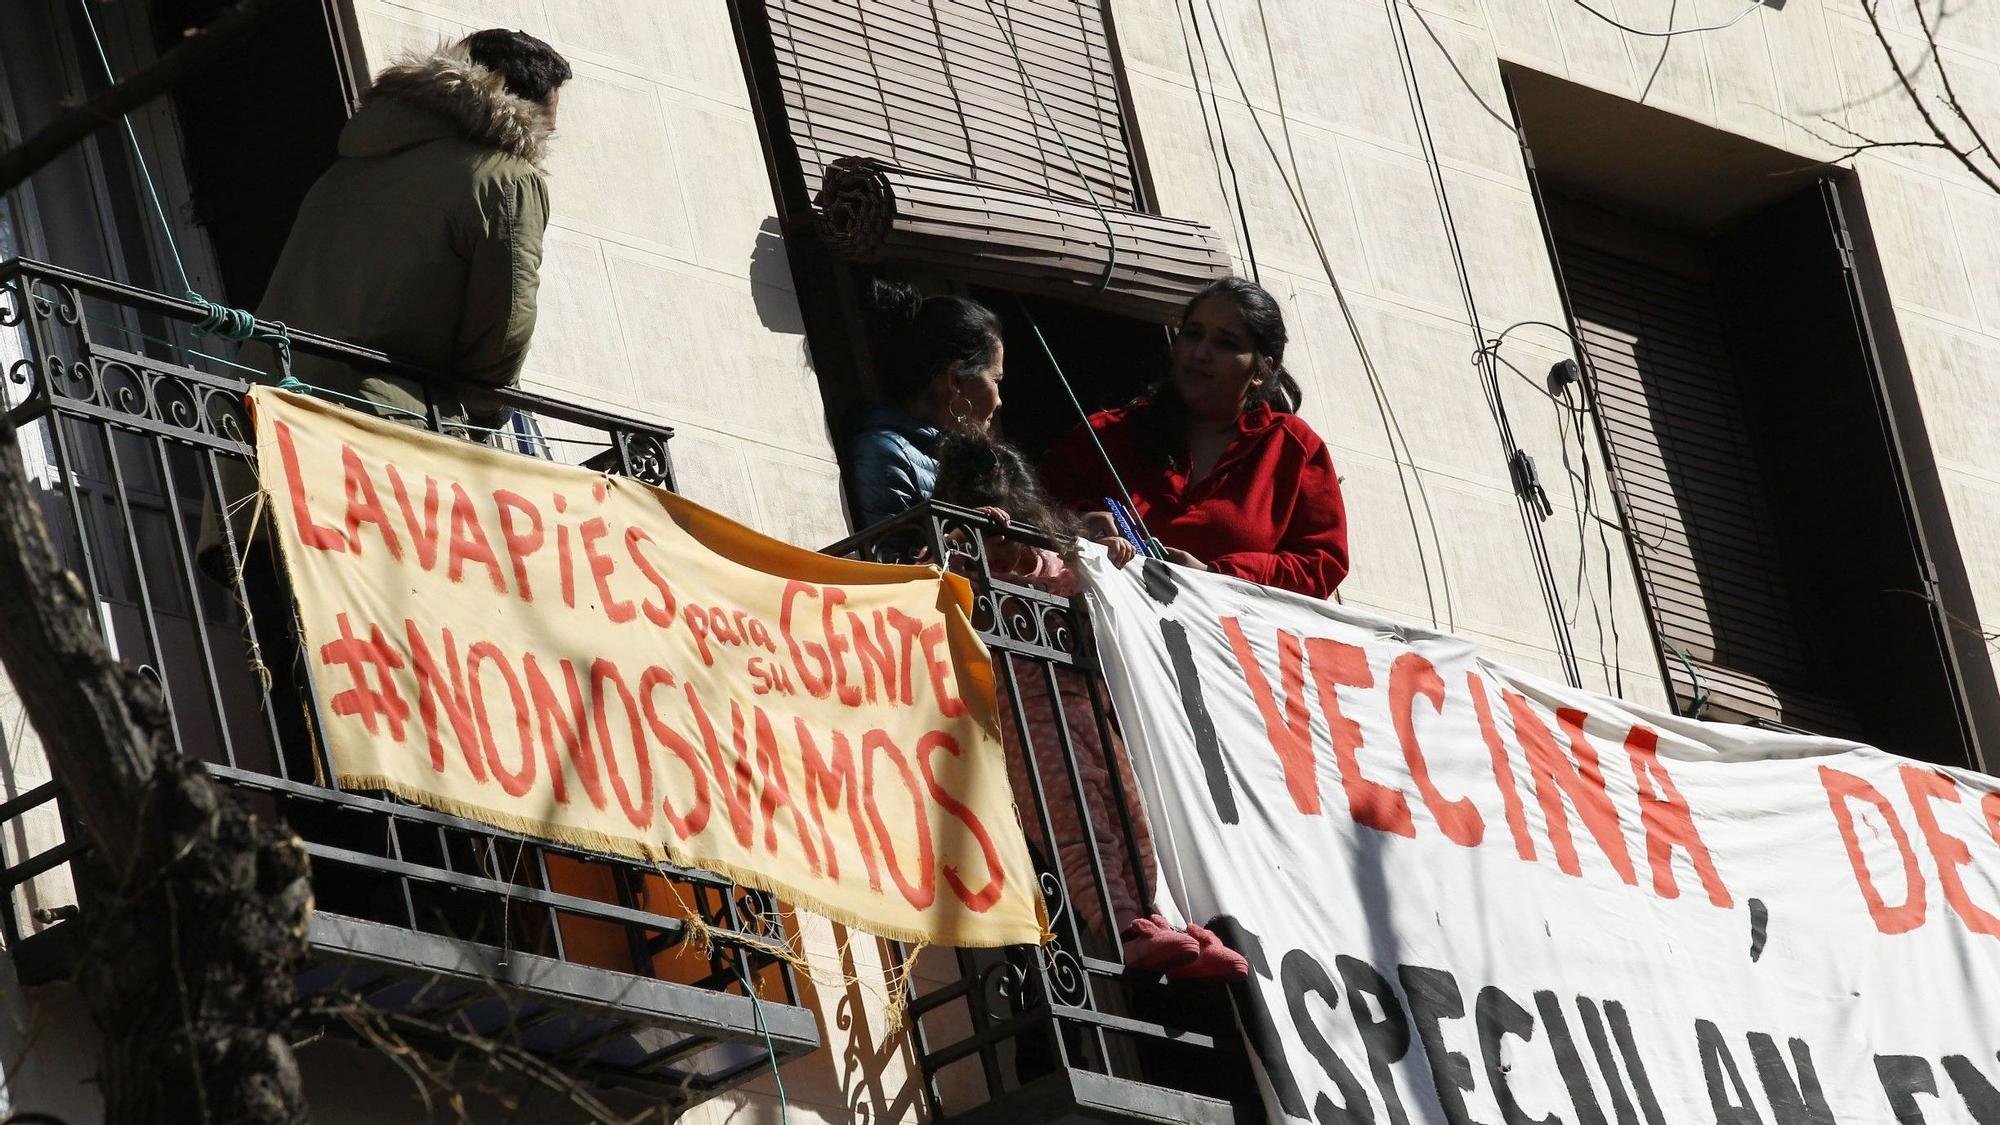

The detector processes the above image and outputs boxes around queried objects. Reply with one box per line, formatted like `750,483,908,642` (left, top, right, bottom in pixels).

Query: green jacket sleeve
455,167,549,425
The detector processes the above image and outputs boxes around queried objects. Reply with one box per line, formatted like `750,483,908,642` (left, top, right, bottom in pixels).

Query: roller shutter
1559,237,1862,735
756,0,1230,319
814,156,1230,320
768,0,1136,206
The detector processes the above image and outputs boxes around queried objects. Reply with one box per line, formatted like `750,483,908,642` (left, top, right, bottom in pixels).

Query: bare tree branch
1853,0,2000,193
1799,115,1964,160
1906,0,2000,173
300,993,663,1125
0,0,286,198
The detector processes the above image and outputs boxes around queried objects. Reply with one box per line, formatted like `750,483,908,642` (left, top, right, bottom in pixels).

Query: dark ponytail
865,278,1003,406
1136,276,1302,467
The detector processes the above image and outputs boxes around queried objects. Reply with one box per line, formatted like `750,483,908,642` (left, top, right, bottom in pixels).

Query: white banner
1081,549,2000,1125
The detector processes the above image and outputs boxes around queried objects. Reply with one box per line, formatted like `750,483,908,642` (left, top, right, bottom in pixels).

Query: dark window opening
1511,68,1981,767
1,0,183,288
150,0,354,308
970,285,1164,459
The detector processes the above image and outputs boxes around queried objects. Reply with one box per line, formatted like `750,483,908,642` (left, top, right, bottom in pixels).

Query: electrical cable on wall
1380,0,1584,686
1561,374,1628,697
1482,337,1627,696
1182,0,1457,631
1183,0,1260,284
1397,0,1520,130
1566,0,1767,38
983,0,1121,292
1173,8,1251,278
1481,320,1692,704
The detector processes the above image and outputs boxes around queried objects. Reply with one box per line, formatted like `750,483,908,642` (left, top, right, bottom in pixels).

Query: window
746,0,1228,319
733,0,1230,528
1510,69,1983,767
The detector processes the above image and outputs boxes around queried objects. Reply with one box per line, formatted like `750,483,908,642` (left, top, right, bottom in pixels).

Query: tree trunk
0,412,313,1124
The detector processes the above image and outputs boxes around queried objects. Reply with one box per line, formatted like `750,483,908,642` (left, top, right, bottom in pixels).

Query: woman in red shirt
1043,277,1349,599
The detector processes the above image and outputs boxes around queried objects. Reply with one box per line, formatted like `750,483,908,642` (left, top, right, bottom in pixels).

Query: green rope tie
1670,646,1711,720
189,296,255,339
188,292,293,369
737,959,790,1125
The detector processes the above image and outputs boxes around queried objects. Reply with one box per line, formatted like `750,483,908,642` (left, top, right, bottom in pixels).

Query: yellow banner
252,388,1048,948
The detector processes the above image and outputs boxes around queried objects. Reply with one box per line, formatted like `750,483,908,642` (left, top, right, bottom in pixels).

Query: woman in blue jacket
843,280,1006,528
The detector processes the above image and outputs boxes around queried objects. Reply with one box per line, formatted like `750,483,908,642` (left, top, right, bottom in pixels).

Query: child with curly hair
933,429,1243,981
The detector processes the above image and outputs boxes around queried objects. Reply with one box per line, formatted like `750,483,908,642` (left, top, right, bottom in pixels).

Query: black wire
1176,2,1250,275
1489,347,1626,696
1567,0,1765,37
1398,0,1518,129
982,0,1120,292
1475,323,1666,553
1485,319,1587,355
1190,0,1455,629
1564,379,1625,698
1480,326,1649,694
1383,0,1582,686
1183,0,1260,284
1012,295,1163,557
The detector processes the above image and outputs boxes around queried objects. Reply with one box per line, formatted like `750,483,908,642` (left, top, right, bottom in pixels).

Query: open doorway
149,0,356,308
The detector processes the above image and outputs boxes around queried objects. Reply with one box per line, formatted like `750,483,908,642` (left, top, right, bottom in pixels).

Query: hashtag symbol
319,612,411,741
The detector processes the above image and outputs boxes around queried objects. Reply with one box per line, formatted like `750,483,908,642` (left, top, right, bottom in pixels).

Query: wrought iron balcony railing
827,504,1238,1125
0,257,812,1109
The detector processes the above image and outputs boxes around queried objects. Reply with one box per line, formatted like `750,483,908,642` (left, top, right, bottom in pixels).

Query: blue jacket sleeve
846,429,925,529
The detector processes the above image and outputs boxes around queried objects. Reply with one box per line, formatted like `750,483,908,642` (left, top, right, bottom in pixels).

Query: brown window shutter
1560,237,1862,736
815,157,1230,321
769,0,1137,207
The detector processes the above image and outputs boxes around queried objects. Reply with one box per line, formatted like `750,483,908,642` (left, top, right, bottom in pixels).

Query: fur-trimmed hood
343,45,552,165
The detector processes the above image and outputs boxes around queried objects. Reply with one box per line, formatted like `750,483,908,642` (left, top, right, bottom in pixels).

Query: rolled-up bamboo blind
815,157,1231,321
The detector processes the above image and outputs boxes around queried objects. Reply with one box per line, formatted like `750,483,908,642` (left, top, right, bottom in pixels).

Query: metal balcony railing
0,257,814,1109
827,505,1237,1125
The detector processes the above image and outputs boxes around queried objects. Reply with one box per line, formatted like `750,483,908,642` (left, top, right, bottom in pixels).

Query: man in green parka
254,28,569,426
199,30,569,774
